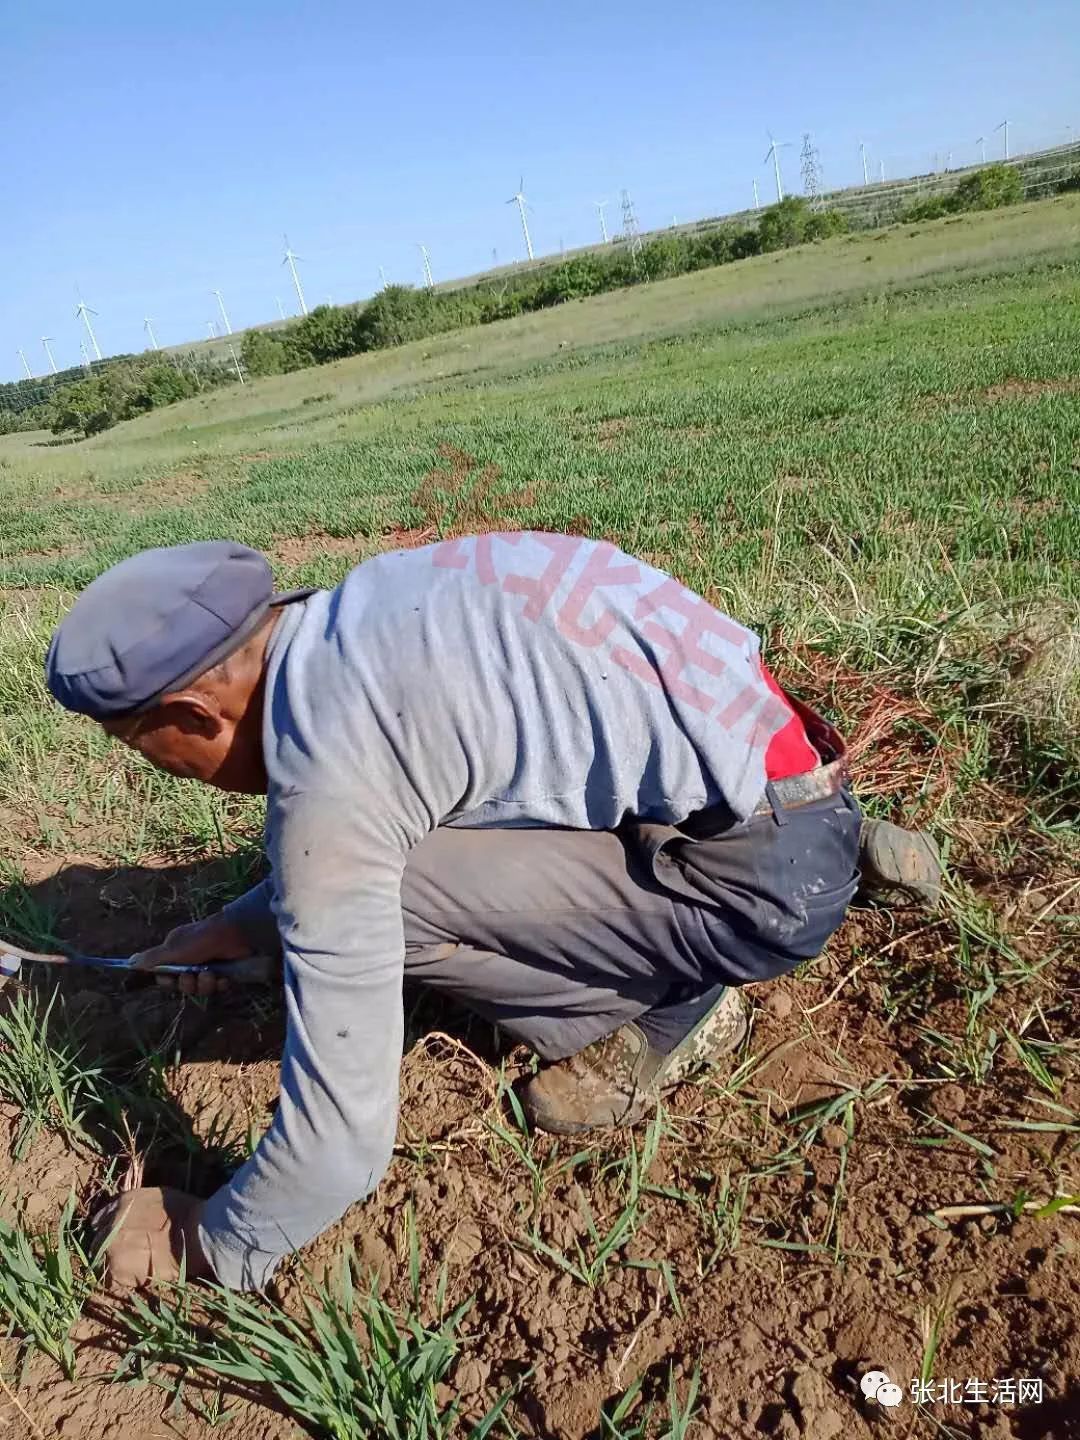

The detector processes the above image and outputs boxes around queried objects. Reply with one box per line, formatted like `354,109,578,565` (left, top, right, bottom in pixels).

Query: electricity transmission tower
800,133,823,208
620,188,643,264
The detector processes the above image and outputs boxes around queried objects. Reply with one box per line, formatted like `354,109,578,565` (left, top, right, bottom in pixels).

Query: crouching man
44,534,939,1290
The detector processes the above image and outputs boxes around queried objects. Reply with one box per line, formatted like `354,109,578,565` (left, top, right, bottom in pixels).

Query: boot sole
523,991,749,1136
860,820,943,908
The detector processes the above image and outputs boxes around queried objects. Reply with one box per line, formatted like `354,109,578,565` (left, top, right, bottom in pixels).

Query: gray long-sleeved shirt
198,532,792,1288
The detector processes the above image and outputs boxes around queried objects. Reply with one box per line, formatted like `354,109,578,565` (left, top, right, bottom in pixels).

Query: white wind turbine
17,349,33,380
144,317,159,351
996,118,1010,160
75,295,102,360
282,236,308,316
41,337,58,373
212,289,233,335
507,177,535,261
595,199,610,244
763,134,791,202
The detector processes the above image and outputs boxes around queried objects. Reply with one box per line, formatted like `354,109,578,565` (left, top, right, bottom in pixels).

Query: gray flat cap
46,541,275,720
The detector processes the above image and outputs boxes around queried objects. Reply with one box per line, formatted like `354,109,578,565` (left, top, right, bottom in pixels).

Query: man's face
104,698,263,793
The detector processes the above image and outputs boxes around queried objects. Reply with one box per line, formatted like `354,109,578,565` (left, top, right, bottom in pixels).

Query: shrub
900,164,1023,224
241,329,291,377
899,194,953,223
756,197,849,252
804,207,850,241
952,163,1023,211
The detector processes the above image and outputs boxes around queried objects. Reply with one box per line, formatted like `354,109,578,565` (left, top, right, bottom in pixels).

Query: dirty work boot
858,818,944,909
521,987,748,1136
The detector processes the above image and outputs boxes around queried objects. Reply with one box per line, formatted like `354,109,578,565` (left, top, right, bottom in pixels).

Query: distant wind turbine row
8,123,1043,382
758,121,1016,210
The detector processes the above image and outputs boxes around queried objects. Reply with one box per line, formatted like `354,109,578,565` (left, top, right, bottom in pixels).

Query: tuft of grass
0,986,103,1158
919,1280,958,1388
600,1364,702,1439
483,1073,593,1223
525,1113,662,1289
116,1252,519,1440
646,1167,750,1276
0,1191,97,1380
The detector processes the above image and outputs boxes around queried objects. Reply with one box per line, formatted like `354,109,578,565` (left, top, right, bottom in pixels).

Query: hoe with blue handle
0,939,275,985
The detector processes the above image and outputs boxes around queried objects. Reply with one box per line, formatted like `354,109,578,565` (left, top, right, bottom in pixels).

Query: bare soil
1,836,1076,1438
270,526,438,567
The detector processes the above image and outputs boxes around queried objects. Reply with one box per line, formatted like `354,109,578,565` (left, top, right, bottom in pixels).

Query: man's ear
155,690,224,739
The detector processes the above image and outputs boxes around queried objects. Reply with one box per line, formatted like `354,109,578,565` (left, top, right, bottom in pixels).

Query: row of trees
242,197,852,379
0,354,236,439
46,356,234,437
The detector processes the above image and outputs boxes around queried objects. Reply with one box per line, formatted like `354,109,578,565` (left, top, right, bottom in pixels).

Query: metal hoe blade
0,938,275,984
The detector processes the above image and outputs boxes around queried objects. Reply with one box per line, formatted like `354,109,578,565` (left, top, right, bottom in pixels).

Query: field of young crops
0,194,1076,1439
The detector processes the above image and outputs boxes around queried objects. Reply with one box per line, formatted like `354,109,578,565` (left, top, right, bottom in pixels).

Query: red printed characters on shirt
429,533,790,752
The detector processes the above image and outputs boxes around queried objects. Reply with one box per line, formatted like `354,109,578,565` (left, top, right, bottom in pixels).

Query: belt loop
764,781,789,826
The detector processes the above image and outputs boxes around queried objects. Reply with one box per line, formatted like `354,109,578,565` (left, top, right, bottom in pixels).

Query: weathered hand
131,913,255,996
92,1187,214,1290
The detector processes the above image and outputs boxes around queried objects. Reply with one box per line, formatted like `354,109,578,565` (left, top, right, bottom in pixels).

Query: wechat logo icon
861,1370,904,1408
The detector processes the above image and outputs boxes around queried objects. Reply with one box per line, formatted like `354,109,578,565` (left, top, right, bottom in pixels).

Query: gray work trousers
401,789,861,1061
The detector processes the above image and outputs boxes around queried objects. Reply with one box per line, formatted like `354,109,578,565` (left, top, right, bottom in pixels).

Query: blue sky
3,0,1077,381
